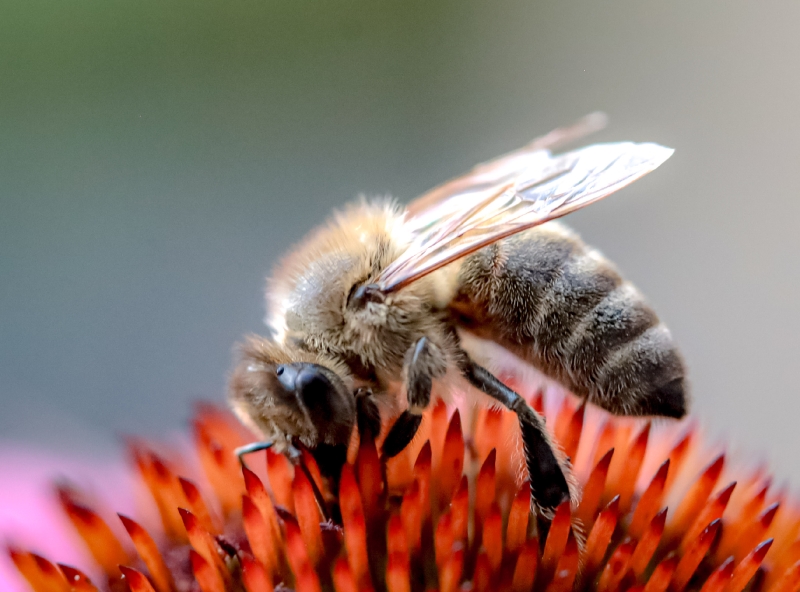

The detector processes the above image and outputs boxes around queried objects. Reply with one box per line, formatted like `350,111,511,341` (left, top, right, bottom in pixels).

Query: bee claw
234,441,274,469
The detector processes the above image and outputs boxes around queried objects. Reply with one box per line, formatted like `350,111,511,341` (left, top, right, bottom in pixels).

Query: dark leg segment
462,360,570,514
382,411,424,458
406,337,447,410
355,384,423,459
382,337,447,458
355,387,382,441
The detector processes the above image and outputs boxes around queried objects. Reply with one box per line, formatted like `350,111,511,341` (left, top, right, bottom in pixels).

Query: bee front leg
461,358,571,519
235,441,274,467
354,387,382,441
382,337,447,458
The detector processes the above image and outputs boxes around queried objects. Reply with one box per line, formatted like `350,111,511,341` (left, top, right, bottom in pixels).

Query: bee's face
229,337,355,450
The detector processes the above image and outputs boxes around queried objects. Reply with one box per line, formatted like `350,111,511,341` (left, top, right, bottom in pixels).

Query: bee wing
405,112,609,219
377,136,673,293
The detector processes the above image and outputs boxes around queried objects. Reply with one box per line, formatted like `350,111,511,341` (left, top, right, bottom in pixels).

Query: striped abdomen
448,222,687,418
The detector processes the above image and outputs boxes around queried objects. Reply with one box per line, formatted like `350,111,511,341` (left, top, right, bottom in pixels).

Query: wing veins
378,126,673,293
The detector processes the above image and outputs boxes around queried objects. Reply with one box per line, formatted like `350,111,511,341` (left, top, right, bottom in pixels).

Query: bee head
228,336,356,450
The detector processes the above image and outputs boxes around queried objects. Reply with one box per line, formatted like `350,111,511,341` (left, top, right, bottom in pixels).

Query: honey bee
229,113,688,520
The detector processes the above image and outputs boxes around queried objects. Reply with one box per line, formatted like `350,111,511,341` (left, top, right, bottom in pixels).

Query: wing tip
639,142,675,170
582,111,609,132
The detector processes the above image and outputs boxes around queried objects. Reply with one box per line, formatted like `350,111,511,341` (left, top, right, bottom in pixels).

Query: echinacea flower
4,384,800,592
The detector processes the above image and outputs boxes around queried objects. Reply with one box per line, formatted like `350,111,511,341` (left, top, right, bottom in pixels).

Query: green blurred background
2,1,799,482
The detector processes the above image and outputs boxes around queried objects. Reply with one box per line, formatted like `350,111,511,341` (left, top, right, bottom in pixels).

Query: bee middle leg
382,337,447,458
461,357,571,518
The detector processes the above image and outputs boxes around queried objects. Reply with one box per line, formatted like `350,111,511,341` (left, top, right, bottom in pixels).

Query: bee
228,113,688,520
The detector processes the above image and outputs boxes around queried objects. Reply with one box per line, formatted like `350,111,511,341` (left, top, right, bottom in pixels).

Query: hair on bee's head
228,335,355,451
265,199,408,343
261,199,441,372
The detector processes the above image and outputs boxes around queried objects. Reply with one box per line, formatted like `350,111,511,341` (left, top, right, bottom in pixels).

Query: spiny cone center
7,391,800,592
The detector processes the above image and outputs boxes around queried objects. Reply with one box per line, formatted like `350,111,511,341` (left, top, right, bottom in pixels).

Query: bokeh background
2,1,799,485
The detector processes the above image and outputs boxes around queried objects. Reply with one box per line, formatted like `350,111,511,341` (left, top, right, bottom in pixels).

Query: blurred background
2,1,799,485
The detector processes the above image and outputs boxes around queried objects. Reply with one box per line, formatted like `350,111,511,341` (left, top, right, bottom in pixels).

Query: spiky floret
7,388,800,592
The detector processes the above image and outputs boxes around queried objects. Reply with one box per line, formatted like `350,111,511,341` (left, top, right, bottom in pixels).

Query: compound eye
295,365,336,402
275,363,339,403
276,363,298,393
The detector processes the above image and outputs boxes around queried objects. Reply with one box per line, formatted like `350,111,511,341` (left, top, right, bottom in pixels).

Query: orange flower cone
4,387,800,592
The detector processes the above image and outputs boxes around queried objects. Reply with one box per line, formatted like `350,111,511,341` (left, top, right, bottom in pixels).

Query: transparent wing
377,128,673,293
405,111,609,220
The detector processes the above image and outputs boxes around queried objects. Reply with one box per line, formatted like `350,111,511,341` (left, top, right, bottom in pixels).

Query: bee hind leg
461,359,571,521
